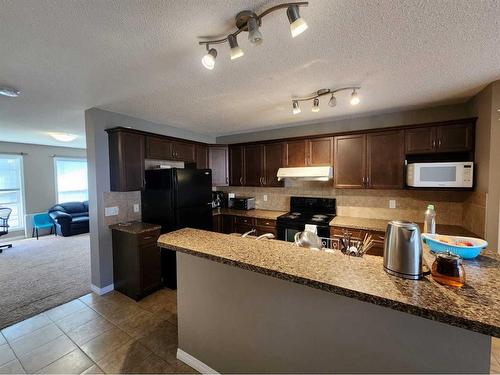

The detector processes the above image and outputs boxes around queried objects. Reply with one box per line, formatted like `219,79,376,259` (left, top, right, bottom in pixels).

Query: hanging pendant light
228,34,244,60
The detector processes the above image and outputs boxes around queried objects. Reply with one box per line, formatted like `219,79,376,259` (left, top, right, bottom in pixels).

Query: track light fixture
228,34,244,60
291,86,361,115
202,47,217,70
328,94,337,108
199,2,308,70
292,100,301,115
312,98,320,112
350,89,360,106
287,4,308,38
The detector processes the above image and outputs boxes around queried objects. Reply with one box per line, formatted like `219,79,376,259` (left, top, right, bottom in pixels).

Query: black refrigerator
142,168,213,288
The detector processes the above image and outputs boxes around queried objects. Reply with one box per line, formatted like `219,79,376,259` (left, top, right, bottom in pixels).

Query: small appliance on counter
383,220,424,280
228,196,256,210
211,191,226,208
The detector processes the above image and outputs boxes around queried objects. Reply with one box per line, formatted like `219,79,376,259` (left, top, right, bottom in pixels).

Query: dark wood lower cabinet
212,215,277,237
111,228,161,300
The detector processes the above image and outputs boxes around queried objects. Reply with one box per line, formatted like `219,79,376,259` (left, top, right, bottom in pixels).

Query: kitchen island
158,228,499,373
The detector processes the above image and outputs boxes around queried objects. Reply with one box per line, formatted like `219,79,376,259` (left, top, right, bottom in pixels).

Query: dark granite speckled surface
110,221,161,234
158,228,500,337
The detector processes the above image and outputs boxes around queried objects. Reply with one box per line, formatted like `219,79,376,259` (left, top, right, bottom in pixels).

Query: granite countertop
330,216,478,237
109,221,161,234
212,208,287,220
158,228,500,337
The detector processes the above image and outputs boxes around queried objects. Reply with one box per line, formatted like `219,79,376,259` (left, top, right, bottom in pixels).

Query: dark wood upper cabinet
405,122,474,154
264,142,284,187
229,146,244,186
195,144,208,169
366,131,405,189
171,140,195,162
435,124,474,152
209,146,229,186
284,137,333,167
334,134,366,189
284,140,308,167
308,137,333,166
243,144,265,186
108,130,145,191
405,127,435,155
145,136,171,160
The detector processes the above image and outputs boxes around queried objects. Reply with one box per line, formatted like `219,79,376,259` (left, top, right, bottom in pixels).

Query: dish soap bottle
424,204,436,234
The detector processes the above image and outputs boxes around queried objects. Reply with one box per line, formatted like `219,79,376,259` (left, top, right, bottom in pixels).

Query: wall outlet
228,193,235,199
133,204,140,213
263,194,268,202
105,206,119,216
389,199,396,209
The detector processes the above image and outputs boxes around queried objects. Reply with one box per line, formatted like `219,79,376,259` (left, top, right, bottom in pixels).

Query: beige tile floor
0,289,196,374
0,287,499,374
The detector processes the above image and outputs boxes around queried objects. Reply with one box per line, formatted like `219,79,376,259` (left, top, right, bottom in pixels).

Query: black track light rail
198,2,308,47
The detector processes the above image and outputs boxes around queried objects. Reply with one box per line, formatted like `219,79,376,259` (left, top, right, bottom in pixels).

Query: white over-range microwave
406,161,473,188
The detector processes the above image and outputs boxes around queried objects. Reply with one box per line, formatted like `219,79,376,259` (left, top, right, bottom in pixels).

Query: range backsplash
216,180,486,237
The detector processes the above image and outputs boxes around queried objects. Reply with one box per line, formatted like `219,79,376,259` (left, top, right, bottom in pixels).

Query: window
0,154,24,230
54,157,88,204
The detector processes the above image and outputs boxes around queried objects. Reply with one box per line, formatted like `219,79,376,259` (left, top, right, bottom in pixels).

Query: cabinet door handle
142,236,153,240
239,177,243,185
438,139,442,148
432,140,436,149
362,176,366,185
226,177,229,183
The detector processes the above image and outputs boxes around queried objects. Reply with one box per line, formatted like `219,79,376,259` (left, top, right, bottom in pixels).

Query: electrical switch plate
228,193,235,199
389,199,396,209
105,206,119,216
263,194,268,202
133,204,140,213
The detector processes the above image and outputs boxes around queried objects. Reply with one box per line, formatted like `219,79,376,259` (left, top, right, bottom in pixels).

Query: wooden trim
105,126,208,146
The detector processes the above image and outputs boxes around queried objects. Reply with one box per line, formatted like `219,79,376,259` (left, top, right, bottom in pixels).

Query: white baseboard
90,283,114,295
176,348,219,374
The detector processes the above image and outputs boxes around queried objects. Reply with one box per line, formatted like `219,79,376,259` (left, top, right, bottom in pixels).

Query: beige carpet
0,233,91,329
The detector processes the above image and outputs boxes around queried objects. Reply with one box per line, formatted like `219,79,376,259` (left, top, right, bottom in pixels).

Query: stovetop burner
277,197,336,227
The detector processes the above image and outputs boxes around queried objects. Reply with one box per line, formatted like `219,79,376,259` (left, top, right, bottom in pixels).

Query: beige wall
216,103,471,144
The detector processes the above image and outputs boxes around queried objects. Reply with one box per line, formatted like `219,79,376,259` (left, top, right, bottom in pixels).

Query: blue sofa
48,201,89,237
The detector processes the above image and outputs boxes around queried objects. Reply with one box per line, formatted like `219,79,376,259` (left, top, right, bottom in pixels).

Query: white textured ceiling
1,0,500,148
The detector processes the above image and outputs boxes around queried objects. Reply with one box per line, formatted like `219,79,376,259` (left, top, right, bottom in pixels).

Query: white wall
0,141,86,237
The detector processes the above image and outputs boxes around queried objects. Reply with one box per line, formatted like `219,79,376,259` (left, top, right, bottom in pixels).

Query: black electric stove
277,196,336,242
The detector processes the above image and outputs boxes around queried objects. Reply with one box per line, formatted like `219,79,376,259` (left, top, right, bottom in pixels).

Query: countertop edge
161,242,499,338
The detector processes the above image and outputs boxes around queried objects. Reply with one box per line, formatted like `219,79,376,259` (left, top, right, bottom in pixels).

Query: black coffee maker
211,191,226,208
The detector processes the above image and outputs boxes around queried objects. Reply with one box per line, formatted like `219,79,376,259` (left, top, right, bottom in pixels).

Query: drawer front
138,230,160,246
234,216,255,226
234,223,255,235
255,227,277,237
256,218,276,228
331,227,363,240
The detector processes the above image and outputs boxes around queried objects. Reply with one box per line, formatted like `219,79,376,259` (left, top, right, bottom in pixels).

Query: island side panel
176,253,491,374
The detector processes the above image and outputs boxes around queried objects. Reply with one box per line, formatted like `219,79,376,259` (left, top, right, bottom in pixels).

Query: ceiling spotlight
287,4,308,38
292,100,301,115
247,17,263,46
350,90,360,106
0,87,20,98
202,48,217,70
312,98,320,112
228,34,244,60
48,132,78,142
328,94,337,107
